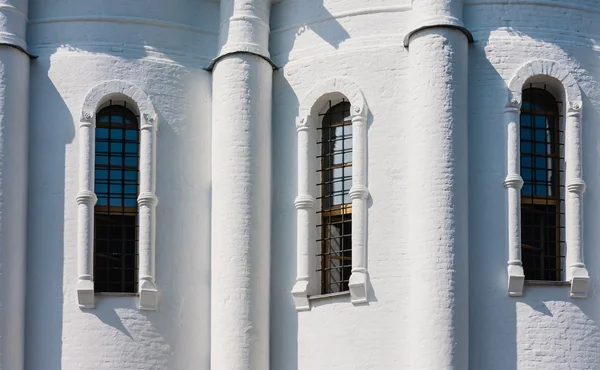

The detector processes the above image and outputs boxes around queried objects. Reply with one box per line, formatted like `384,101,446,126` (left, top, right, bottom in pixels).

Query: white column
76,113,97,308
0,0,29,368
138,113,159,310
565,100,588,298
348,107,369,304
503,101,525,297
406,0,470,367
291,115,315,311
211,0,273,368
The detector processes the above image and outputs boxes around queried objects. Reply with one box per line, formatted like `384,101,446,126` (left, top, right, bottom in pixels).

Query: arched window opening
520,87,564,281
317,101,352,294
94,102,139,293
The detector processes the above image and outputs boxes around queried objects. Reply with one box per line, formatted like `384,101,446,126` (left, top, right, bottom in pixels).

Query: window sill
95,292,138,297
308,291,350,301
524,280,570,286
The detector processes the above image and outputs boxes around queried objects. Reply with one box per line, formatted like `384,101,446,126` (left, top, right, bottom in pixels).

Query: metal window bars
94,102,140,293
316,101,353,294
520,86,565,281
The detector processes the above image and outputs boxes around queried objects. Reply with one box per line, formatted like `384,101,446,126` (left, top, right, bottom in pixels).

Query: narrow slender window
94,103,139,293
317,101,352,294
520,88,564,281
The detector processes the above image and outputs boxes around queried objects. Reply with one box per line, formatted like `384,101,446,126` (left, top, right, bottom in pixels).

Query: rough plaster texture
1,0,599,368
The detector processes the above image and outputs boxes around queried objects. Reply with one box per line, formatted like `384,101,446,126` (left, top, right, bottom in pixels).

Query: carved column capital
567,100,583,117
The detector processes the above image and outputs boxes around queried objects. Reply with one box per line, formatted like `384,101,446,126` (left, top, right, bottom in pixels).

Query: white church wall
467,1,600,369
25,0,216,369
271,1,414,369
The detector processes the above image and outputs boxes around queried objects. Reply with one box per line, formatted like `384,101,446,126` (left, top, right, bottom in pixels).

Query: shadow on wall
270,0,351,66
24,57,74,370
467,12,600,369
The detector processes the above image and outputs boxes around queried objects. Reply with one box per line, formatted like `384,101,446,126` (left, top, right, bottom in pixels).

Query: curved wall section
270,0,413,369
466,2,600,369
27,0,218,67
25,2,214,368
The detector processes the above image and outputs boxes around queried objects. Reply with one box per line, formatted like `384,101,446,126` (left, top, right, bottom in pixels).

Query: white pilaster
565,101,589,298
406,0,470,368
0,0,29,368
348,107,369,304
503,100,525,297
211,0,273,368
291,115,315,311
77,113,97,308
138,113,159,310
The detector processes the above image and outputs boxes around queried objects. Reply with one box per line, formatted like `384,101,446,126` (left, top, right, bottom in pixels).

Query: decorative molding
270,5,411,35
293,79,370,309
79,80,159,310
299,77,368,119
508,59,582,106
505,59,588,298
28,15,217,36
403,15,474,48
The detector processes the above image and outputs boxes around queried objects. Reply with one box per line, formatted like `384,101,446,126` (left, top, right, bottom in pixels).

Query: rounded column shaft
211,1,272,367
407,25,469,369
0,0,29,368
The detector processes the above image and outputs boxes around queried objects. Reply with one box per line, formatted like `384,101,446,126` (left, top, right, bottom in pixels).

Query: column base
77,278,95,309
508,264,525,297
139,279,159,311
569,266,589,299
291,280,310,311
349,271,368,304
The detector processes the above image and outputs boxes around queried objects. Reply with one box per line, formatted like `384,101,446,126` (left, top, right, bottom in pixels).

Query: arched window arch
317,101,352,294
94,102,140,293
520,87,564,281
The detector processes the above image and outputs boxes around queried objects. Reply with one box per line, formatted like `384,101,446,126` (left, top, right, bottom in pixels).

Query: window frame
78,80,159,310
519,87,564,282
93,102,140,294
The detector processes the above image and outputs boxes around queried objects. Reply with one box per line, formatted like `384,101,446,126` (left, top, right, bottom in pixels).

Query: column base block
139,279,159,311
570,266,589,299
508,264,525,297
291,280,310,311
77,279,95,309
349,271,368,304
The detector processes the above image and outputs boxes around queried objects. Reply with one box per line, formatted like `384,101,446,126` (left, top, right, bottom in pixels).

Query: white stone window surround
79,80,159,310
291,77,369,311
505,59,588,298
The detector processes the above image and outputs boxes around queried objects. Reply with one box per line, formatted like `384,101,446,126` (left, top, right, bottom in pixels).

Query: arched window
94,103,139,293
317,101,352,294
520,88,564,281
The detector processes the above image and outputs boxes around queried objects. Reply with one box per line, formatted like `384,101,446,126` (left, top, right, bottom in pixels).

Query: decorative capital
296,115,310,132
294,195,315,209
503,174,524,189
505,96,521,112
80,111,94,125
567,100,583,117
138,192,159,207
567,178,586,194
142,113,158,131
76,191,98,205
349,185,369,200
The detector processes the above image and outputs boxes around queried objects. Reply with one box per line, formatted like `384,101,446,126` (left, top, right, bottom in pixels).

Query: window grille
317,101,352,294
520,87,564,281
94,102,139,293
